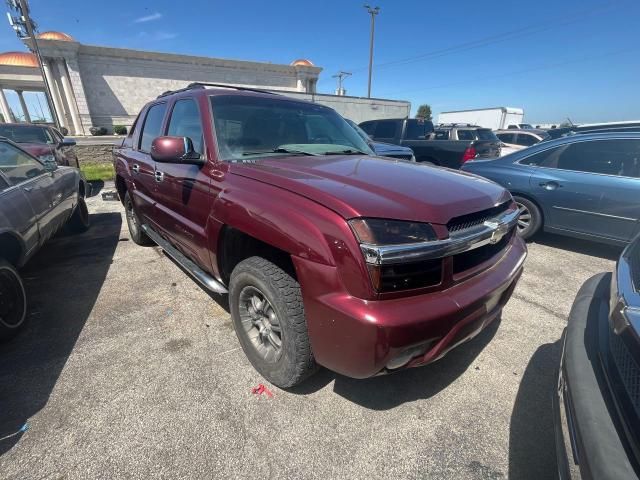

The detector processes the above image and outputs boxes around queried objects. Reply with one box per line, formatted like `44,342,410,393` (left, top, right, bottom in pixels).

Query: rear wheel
229,256,317,388
67,197,90,234
124,191,153,246
0,259,27,341
513,195,542,240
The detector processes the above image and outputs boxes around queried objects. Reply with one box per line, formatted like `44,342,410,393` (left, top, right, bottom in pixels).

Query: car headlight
349,219,441,292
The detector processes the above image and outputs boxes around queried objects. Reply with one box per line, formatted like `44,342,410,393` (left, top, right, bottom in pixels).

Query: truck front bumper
294,234,526,379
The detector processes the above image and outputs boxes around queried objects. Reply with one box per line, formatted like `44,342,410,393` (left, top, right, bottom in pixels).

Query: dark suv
114,83,526,387
555,235,640,479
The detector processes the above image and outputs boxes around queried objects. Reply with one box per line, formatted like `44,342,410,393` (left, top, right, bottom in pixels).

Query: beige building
0,31,410,135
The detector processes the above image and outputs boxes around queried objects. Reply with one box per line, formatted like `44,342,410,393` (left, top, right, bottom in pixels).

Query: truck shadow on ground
508,340,562,479
0,212,121,456
289,319,501,410
533,232,623,261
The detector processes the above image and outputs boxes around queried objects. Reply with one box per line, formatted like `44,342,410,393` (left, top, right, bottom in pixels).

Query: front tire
124,191,153,246
229,256,317,388
67,197,90,234
0,259,27,341
513,195,542,240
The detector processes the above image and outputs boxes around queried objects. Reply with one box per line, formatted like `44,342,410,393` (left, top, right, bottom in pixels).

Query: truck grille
609,330,640,419
452,228,514,275
447,201,511,234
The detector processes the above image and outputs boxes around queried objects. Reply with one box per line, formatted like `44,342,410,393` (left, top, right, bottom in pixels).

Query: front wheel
0,259,27,341
124,191,153,246
229,256,317,388
67,197,90,234
513,195,542,240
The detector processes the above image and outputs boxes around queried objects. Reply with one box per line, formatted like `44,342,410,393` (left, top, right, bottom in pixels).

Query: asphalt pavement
0,185,620,479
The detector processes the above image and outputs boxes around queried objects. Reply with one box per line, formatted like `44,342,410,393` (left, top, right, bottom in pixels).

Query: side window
457,130,474,141
359,122,376,135
139,103,167,153
373,120,398,140
434,129,449,140
497,133,515,144
517,134,538,147
0,173,9,191
508,125,517,129
405,119,431,140
0,142,45,184
167,99,204,154
555,140,640,177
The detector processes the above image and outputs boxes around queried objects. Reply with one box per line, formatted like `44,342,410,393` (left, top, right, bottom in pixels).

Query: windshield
345,118,372,143
0,125,53,144
210,95,373,161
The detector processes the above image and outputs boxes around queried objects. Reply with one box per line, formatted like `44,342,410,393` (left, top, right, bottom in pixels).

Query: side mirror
43,159,58,172
150,136,204,165
59,138,76,147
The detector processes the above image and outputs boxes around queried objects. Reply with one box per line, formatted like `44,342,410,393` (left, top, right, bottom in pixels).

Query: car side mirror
43,158,58,172
151,136,204,165
59,137,76,147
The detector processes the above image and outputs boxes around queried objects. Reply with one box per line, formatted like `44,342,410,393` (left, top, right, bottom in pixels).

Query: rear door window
167,99,204,154
434,130,449,140
0,142,45,184
554,139,640,177
139,103,167,153
372,121,398,140
476,129,498,141
497,133,516,144
516,133,539,147
404,119,433,140
457,130,474,141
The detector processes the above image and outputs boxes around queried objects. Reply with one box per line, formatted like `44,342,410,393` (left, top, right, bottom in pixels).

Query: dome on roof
36,31,74,41
0,51,38,67
291,59,314,67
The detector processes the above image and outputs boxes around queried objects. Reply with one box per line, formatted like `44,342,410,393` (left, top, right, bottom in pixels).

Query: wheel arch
510,191,546,225
0,231,26,266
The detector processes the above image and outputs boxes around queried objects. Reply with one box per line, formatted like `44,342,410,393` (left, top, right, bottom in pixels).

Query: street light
364,4,380,98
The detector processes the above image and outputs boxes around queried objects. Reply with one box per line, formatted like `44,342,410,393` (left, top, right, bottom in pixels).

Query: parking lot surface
0,186,620,479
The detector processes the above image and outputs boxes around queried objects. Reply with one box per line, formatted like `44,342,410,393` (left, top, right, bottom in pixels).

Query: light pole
364,5,379,98
6,0,61,129
332,71,352,96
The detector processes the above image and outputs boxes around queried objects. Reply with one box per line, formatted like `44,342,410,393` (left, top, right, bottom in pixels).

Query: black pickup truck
359,118,501,169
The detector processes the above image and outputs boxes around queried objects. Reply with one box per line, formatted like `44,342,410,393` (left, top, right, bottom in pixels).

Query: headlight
38,154,55,164
349,219,441,292
349,218,436,245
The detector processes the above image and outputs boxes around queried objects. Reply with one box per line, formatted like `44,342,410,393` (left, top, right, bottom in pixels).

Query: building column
42,59,67,131
0,88,13,123
16,90,31,123
54,59,82,135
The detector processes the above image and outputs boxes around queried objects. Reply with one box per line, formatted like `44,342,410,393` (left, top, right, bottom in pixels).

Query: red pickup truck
114,83,527,387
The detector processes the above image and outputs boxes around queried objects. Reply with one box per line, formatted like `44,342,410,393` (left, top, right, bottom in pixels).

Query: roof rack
156,82,279,99
436,123,480,128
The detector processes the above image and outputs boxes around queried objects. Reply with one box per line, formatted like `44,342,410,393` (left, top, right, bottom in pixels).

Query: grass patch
80,163,115,182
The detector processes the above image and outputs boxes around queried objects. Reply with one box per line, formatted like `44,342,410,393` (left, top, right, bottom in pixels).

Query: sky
1,0,639,124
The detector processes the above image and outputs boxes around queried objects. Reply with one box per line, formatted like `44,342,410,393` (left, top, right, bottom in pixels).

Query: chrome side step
141,224,228,294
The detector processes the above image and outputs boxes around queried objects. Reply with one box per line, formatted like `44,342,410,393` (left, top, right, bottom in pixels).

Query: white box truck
438,107,527,130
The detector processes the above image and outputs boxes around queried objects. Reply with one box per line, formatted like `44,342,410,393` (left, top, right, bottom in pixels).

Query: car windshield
476,129,499,141
345,119,372,143
0,125,53,144
210,95,373,161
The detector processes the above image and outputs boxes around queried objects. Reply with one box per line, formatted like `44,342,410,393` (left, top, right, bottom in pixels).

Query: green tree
415,104,433,121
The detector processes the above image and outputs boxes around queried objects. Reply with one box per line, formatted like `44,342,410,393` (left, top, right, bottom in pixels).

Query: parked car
437,107,524,131
495,129,550,148
0,138,90,340
461,132,640,244
114,82,526,387
506,123,534,130
0,123,79,168
554,235,640,479
546,120,640,140
345,118,415,161
359,119,501,168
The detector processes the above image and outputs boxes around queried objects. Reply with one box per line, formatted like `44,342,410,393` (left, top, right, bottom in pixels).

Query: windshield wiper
242,148,318,156
322,149,369,156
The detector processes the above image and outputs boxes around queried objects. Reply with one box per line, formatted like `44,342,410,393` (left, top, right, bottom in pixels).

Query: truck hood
229,155,511,224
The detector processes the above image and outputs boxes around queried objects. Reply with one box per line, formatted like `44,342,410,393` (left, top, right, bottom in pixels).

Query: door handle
154,170,165,183
131,164,140,174
539,181,562,190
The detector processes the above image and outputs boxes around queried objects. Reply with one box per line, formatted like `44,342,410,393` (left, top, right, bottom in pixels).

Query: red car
0,123,79,168
114,83,527,387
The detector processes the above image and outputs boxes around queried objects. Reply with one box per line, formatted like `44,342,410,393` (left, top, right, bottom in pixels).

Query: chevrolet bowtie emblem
484,220,509,244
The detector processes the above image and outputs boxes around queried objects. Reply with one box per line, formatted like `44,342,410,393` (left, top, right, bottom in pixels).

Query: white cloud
133,12,162,23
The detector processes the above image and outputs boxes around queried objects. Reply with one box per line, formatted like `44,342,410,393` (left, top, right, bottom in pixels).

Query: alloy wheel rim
238,286,283,363
126,199,139,235
516,202,531,232
0,269,25,328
